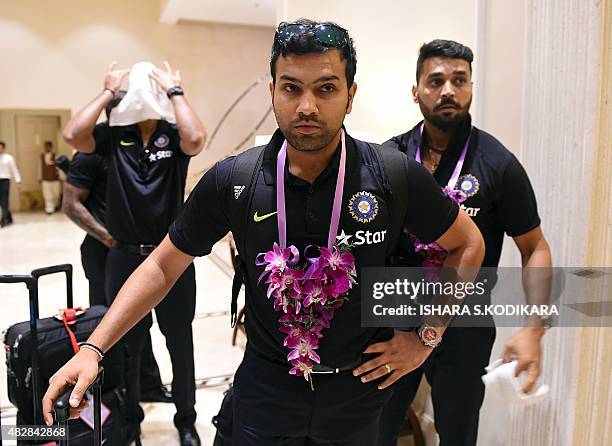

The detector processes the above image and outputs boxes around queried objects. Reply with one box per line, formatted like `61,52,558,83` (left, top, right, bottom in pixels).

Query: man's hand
101,232,114,248
353,330,433,390
104,61,130,94
502,326,544,393
150,61,181,93
42,349,100,426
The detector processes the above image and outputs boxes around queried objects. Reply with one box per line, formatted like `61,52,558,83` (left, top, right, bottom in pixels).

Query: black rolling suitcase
1,264,136,445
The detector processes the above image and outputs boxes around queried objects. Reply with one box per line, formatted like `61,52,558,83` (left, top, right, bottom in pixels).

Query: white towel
481,359,549,406
109,62,176,126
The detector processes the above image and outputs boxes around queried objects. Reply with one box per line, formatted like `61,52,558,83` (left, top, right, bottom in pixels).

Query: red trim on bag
59,308,84,354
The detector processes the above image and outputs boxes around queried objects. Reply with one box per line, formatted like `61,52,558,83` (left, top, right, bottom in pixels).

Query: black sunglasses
137,148,150,177
275,22,349,48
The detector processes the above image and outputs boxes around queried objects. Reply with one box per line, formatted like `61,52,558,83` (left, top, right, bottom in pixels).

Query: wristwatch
416,324,442,348
167,86,184,99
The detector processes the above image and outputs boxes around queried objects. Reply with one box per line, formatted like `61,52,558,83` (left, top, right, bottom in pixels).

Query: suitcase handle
31,264,74,309
55,367,104,446
0,274,36,286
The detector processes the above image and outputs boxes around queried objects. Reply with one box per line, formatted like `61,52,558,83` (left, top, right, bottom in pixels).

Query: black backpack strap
228,145,266,326
371,145,410,258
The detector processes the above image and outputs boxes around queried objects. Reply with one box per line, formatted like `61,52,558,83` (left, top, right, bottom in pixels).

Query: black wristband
167,86,184,99
78,342,105,359
103,87,116,96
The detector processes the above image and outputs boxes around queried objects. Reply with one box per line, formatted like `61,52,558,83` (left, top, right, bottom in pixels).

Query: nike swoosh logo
253,211,277,222
119,140,135,147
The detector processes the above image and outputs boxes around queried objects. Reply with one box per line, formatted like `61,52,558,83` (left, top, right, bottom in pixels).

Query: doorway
0,109,71,213
15,115,62,206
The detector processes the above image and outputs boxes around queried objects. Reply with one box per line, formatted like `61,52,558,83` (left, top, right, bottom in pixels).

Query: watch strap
167,86,184,98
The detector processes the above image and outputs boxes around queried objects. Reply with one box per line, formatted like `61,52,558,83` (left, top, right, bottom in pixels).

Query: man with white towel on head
62,61,206,446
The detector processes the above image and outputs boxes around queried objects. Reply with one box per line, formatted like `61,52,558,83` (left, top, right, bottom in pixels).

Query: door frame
0,109,71,211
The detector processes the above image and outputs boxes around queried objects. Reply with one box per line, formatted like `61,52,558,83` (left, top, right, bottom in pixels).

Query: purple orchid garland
256,243,357,387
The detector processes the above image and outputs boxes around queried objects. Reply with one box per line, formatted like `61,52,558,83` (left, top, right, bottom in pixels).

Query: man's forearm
63,90,113,152
85,236,194,353
522,240,553,330
63,199,111,246
86,255,176,352
426,243,483,335
170,95,206,155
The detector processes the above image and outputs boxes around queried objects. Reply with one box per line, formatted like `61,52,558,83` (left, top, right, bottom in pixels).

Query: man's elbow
181,131,206,156
447,220,485,266
62,127,78,147
63,129,94,153
470,229,485,266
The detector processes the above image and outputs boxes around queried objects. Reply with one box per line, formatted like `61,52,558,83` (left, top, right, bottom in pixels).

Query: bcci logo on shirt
348,191,379,223
458,174,479,198
154,134,170,149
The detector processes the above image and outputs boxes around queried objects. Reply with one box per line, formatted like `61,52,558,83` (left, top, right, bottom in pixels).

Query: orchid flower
287,338,321,364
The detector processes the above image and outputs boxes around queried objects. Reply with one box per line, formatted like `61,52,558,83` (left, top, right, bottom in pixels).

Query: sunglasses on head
275,22,349,48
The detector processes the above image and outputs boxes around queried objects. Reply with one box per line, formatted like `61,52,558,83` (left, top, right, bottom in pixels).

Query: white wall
0,0,278,187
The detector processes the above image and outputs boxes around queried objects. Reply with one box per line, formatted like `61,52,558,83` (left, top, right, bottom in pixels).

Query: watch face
422,327,439,343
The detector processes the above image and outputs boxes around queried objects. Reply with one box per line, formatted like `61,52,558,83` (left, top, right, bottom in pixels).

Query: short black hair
416,39,473,83
44,141,53,147
0,141,5,148
105,90,127,120
270,18,357,87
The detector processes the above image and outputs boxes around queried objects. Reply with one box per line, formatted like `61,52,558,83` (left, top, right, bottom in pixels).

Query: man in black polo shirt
60,61,206,445
44,23,484,445
378,40,553,446
61,92,173,406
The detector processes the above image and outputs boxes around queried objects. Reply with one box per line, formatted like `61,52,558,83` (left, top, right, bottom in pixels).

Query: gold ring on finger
385,364,391,374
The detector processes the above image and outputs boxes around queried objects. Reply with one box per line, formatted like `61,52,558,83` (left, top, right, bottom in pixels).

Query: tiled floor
0,211,246,445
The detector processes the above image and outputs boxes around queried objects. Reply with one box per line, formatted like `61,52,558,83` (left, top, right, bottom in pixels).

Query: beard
420,96,472,132
276,114,343,153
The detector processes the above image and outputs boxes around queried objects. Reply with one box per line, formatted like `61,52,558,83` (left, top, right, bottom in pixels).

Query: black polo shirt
170,129,458,368
93,121,190,244
385,115,541,268
66,152,107,226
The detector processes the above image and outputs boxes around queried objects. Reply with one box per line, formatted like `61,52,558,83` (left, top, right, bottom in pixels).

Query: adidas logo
234,185,245,199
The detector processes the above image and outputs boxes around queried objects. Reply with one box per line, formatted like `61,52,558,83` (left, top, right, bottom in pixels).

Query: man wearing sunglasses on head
44,22,483,445
60,61,206,445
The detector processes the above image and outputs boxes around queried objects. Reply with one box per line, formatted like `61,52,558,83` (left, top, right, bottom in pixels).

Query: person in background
0,141,22,227
379,39,552,446
41,140,62,214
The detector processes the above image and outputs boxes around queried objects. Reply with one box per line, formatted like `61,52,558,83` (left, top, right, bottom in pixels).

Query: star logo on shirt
336,229,353,246
149,153,158,162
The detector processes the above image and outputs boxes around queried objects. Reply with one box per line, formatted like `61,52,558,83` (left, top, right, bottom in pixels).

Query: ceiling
159,0,276,28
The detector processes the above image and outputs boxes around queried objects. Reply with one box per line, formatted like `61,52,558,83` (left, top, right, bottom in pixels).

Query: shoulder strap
371,145,410,258
227,145,266,326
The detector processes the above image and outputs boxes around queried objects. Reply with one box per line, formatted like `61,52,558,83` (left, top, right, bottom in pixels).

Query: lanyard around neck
415,122,472,191
276,130,347,250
